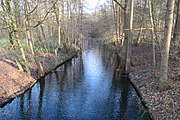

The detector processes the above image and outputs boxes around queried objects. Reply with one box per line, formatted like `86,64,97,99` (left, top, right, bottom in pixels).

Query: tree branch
28,4,38,15
0,17,6,23
113,0,125,11
33,1,57,28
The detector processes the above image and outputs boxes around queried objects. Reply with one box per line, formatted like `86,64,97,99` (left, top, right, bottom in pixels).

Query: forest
0,0,179,119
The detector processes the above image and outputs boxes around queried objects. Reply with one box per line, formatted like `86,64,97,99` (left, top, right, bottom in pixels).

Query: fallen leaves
130,44,180,120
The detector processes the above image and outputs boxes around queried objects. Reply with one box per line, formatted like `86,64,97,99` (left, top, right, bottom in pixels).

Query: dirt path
0,60,36,107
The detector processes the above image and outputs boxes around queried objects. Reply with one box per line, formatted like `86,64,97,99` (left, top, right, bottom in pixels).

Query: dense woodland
1,0,179,88
0,0,84,76
0,0,179,119
92,0,180,90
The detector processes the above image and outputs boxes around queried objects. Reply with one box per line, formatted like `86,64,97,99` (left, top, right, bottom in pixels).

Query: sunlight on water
0,39,150,120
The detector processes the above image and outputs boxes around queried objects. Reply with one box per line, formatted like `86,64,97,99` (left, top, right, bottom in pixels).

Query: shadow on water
37,77,45,120
0,38,150,120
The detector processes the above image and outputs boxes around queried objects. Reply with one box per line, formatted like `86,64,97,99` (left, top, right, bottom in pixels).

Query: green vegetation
34,40,59,53
0,38,9,47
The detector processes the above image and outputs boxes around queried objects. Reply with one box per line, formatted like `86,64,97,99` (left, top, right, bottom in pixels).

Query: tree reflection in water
0,39,150,120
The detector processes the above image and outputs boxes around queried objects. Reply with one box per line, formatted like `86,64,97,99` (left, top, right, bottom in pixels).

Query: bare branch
33,1,57,28
28,5,38,15
124,28,153,31
113,0,125,11
0,17,6,23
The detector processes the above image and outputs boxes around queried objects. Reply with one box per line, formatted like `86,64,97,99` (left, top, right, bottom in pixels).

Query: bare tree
159,0,175,90
112,0,118,43
1,0,30,73
149,0,156,80
125,0,134,74
172,0,180,43
24,0,44,76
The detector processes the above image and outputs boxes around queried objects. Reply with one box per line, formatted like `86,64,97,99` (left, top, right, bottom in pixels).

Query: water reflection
0,39,150,120
37,78,45,120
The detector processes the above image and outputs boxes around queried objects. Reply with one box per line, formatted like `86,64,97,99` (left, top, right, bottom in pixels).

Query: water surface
0,39,150,120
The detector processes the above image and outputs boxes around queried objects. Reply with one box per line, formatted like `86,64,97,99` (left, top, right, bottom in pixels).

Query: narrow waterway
0,39,150,120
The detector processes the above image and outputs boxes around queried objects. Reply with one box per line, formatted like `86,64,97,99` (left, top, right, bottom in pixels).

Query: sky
84,0,107,13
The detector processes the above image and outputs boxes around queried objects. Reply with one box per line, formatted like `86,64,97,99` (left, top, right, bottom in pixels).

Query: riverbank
0,51,78,108
129,44,180,120
0,60,36,107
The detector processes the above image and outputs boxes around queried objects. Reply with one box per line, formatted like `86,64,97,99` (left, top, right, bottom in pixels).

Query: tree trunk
14,0,21,28
125,0,134,74
124,0,130,41
79,0,83,50
159,0,175,90
6,0,30,74
149,0,156,80
1,0,24,72
135,0,147,46
55,0,61,46
40,25,47,42
135,23,143,46
112,1,118,43
172,0,180,42
119,0,124,46
24,0,45,76
151,0,160,45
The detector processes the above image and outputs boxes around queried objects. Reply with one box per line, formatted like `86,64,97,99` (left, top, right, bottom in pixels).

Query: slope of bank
130,44,180,120
0,60,36,107
0,52,78,108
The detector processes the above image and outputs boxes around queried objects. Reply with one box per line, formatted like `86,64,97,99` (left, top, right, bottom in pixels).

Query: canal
0,39,150,120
